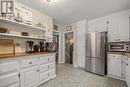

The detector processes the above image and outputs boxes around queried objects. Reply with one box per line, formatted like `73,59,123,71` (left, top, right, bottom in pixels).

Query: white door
20,67,39,87
126,57,130,85
108,57,122,77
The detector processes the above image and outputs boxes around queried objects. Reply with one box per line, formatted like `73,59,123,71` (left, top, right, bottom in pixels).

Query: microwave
107,42,130,52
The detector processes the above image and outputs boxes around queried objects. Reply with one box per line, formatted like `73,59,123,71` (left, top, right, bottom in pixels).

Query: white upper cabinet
88,16,108,33
88,9,130,42
108,9,130,42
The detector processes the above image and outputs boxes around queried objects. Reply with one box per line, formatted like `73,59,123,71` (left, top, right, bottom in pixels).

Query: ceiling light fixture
47,0,51,3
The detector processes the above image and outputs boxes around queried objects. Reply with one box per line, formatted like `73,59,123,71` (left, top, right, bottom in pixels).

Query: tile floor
39,63,127,87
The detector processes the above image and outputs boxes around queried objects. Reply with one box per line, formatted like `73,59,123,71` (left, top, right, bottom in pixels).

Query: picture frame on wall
54,25,58,31
66,25,72,31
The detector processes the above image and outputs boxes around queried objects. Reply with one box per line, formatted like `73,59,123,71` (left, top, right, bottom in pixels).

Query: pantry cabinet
125,57,130,87
107,54,125,79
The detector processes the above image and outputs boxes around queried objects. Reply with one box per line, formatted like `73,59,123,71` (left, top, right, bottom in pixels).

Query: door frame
63,30,76,67
53,31,61,64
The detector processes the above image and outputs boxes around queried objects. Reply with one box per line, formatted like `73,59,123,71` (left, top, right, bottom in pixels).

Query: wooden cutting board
15,43,22,53
0,39,14,54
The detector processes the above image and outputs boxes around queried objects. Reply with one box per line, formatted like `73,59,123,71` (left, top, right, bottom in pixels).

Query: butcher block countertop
108,52,130,57
0,52,56,59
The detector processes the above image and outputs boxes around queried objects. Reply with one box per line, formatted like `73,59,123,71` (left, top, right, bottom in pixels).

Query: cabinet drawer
40,69,55,82
20,59,39,69
108,54,123,58
0,62,19,74
40,71,49,82
40,56,55,64
40,62,55,72
48,69,56,78
0,72,19,87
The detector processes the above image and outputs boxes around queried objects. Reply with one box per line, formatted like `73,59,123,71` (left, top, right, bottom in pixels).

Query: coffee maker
26,41,34,53
39,41,45,52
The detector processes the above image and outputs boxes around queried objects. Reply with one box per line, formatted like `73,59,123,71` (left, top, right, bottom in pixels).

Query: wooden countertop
107,52,130,57
0,52,56,59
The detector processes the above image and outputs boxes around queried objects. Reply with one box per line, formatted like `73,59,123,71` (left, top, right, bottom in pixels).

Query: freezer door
94,58,105,75
85,57,92,72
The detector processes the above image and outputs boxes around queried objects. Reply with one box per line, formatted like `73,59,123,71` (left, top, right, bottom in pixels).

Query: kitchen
0,0,130,87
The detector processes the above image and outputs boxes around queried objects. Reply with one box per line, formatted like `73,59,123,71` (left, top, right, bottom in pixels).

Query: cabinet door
108,10,130,42
108,57,122,77
20,67,39,87
126,57,130,83
0,61,19,87
88,17,108,33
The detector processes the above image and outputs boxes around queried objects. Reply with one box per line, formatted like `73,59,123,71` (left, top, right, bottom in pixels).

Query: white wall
60,19,87,68
58,9,130,68
72,20,87,68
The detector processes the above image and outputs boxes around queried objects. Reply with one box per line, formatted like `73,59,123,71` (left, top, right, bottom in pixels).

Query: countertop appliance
85,32,107,76
107,42,130,52
26,41,34,53
39,41,46,52
33,44,40,52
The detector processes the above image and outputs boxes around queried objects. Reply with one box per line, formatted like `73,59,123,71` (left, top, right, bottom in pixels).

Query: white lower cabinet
0,54,56,87
107,54,125,79
125,57,130,87
0,61,19,87
20,67,39,87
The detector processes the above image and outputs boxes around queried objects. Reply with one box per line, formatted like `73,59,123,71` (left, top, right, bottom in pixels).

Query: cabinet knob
48,59,50,61
29,62,32,64
48,74,50,76
37,70,39,72
126,63,128,66
48,66,50,68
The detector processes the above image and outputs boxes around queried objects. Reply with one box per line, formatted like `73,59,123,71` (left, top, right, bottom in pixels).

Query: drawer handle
29,62,32,64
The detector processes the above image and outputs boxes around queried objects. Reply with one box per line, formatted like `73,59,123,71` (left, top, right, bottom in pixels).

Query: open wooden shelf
0,33,46,40
0,17,46,31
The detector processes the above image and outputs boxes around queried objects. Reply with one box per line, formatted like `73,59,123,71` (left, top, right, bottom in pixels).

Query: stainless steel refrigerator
85,32,107,76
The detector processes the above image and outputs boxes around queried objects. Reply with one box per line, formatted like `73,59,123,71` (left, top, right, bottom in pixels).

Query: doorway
65,32,74,64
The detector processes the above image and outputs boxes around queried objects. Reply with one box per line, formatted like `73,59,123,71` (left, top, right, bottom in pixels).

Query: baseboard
107,74,125,81
73,65,78,68
126,81,130,87
58,62,65,64
77,66,85,70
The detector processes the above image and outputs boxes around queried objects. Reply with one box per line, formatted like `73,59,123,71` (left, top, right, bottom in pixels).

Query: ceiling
17,0,130,25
